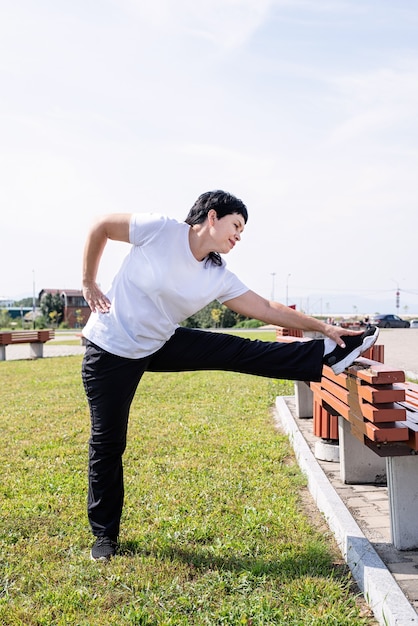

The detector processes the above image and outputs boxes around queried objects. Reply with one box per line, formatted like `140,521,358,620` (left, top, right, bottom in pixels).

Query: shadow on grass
119,539,348,581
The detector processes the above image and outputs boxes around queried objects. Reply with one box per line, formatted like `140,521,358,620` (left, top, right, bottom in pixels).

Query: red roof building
39,289,90,328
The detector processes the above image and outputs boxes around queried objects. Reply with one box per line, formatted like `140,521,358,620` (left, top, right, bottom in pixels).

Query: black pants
81,327,324,538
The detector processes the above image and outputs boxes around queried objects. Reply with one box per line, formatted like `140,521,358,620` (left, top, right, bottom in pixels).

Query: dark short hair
185,190,248,266
185,190,248,226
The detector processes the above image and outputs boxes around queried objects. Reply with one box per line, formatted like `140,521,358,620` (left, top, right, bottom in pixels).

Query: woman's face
210,212,245,254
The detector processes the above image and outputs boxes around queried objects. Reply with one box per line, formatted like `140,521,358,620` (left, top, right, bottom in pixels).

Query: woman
82,190,378,561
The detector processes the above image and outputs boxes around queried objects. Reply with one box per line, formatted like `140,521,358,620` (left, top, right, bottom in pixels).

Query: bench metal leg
29,343,44,358
338,416,386,484
0,345,5,361
387,456,418,550
294,381,313,418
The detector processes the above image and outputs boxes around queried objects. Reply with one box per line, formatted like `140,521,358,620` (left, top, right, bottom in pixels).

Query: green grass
0,350,374,625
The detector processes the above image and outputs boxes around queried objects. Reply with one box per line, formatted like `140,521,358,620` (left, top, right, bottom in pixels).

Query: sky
1,0,418,315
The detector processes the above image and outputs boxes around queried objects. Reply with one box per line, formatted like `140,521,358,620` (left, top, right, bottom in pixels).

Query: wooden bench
0,330,55,360
311,355,408,453
276,328,418,550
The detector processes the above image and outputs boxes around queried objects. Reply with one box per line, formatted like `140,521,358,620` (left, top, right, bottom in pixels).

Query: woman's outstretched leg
148,327,324,382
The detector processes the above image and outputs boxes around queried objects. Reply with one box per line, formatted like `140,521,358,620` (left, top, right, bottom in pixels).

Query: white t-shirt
83,213,249,358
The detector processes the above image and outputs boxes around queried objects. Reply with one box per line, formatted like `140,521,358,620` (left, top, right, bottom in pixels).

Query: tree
0,309,12,329
211,307,222,328
14,297,35,307
40,292,64,327
75,309,83,328
181,301,249,329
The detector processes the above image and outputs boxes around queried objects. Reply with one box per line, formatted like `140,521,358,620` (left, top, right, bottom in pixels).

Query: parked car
410,319,418,328
371,314,410,328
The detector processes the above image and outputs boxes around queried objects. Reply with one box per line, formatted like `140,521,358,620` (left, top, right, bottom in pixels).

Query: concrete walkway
368,328,418,381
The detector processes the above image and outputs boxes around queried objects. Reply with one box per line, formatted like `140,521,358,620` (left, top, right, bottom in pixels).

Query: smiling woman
185,190,247,263
80,189,377,561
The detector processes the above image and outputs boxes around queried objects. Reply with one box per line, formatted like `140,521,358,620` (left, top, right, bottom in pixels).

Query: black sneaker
90,536,118,562
323,325,379,375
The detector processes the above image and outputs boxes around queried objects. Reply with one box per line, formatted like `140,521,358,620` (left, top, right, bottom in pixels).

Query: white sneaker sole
331,328,379,375
90,552,112,562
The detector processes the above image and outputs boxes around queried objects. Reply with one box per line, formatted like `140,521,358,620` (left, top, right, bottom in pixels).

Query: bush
235,318,265,328
34,316,48,329
0,309,12,329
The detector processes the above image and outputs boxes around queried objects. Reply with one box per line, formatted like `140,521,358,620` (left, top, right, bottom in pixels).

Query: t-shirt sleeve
129,213,166,246
217,269,249,303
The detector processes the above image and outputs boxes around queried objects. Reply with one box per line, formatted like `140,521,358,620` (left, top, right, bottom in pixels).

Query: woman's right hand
83,282,111,313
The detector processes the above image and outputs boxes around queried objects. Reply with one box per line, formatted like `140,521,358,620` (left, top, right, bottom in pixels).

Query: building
39,289,90,328
0,296,15,308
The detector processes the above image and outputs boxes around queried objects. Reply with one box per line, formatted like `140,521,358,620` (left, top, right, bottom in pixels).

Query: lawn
0,348,374,625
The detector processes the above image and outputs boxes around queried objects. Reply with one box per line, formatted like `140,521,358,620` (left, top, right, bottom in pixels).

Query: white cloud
1,0,418,311
110,0,275,49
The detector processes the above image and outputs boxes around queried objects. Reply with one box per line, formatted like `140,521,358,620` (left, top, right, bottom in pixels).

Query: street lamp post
392,279,400,314
286,273,291,306
32,270,36,329
270,273,276,301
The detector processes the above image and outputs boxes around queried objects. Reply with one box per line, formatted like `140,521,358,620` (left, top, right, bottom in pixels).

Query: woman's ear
208,209,217,226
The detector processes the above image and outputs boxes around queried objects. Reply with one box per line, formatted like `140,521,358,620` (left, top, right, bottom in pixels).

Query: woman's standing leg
82,341,149,539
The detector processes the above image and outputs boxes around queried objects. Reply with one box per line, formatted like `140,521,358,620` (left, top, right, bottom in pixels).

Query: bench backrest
0,329,55,345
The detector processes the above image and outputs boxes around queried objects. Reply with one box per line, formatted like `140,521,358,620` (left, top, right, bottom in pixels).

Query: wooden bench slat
349,411,409,444
404,411,418,426
320,367,405,405
347,358,406,384
320,377,349,405
321,367,406,404
320,376,406,418
405,419,418,450
361,403,406,424
357,384,405,404
313,400,339,439
394,383,418,409
318,375,407,424
313,384,409,443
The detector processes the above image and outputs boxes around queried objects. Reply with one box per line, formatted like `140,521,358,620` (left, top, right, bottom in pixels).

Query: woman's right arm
82,213,132,313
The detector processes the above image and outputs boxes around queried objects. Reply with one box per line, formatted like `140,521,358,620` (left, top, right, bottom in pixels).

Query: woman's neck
188,224,211,262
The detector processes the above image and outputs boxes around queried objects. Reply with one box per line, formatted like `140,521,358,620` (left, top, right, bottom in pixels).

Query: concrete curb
275,396,418,626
